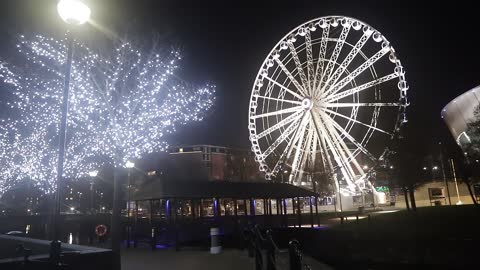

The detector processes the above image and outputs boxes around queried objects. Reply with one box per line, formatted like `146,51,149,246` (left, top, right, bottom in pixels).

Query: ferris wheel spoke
311,113,336,171
253,94,303,105
263,75,305,100
289,116,310,183
321,112,366,175
321,31,372,94
321,107,392,136
256,110,303,139
324,102,401,108
325,73,399,103
305,31,315,94
316,24,351,96
272,113,306,177
313,24,330,90
262,114,303,159
320,46,390,99
287,41,309,94
325,113,377,162
271,113,309,175
270,124,301,176
296,123,315,182
320,113,361,181
251,106,303,120
308,127,318,172
312,113,355,184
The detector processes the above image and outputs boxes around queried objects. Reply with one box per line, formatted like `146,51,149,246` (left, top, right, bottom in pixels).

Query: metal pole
439,146,452,205
309,197,314,228
450,159,463,205
90,180,94,214
127,169,131,248
53,34,74,241
110,167,122,268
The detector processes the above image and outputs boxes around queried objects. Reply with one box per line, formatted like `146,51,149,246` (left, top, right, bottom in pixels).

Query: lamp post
88,170,98,214
125,161,134,248
53,0,91,241
450,159,463,205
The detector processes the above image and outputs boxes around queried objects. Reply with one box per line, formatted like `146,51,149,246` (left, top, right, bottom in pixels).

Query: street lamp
53,0,91,241
125,161,134,248
57,0,91,25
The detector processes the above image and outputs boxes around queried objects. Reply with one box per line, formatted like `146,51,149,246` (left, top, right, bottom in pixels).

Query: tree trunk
110,166,122,270
403,188,410,211
408,186,417,211
466,181,478,205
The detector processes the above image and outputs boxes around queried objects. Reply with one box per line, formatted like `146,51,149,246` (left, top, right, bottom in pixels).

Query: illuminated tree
0,35,215,194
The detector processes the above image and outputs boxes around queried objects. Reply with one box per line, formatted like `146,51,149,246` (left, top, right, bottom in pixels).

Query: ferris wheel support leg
333,174,343,214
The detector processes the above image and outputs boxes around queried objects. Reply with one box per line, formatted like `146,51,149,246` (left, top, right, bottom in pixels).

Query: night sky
1,0,479,154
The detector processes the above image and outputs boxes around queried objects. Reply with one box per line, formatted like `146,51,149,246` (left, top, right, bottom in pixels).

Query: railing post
266,230,276,270
289,240,302,270
49,240,61,266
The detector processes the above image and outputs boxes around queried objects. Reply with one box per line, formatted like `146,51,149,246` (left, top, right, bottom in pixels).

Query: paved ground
121,247,333,270
122,248,254,270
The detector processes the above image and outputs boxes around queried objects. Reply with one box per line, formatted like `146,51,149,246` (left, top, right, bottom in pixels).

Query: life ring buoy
95,224,108,237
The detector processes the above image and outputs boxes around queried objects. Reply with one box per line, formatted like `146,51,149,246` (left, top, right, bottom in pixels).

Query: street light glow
57,0,91,25
126,161,135,168
423,167,427,170
363,165,368,170
88,170,98,177
433,166,438,170
389,165,394,169
70,207,75,211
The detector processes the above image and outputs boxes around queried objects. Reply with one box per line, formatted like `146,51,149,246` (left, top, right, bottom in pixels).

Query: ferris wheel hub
301,98,313,111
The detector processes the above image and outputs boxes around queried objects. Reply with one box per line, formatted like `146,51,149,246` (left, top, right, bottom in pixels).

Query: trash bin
210,227,222,254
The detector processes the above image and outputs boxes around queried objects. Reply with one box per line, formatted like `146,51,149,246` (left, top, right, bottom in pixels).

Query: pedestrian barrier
243,224,311,270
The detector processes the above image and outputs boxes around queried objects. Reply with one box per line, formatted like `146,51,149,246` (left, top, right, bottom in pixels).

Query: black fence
242,224,311,270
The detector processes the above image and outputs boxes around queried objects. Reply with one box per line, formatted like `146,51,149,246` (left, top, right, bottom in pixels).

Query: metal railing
243,224,311,270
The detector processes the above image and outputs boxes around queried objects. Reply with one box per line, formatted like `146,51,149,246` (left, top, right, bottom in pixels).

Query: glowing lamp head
70,207,75,211
125,161,135,168
88,170,98,177
57,0,91,25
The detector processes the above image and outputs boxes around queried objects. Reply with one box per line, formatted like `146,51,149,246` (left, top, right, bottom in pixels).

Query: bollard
210,227,222,254
151,227,156,250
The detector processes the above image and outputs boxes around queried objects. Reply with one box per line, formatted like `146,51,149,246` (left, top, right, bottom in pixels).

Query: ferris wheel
248,16,408,194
